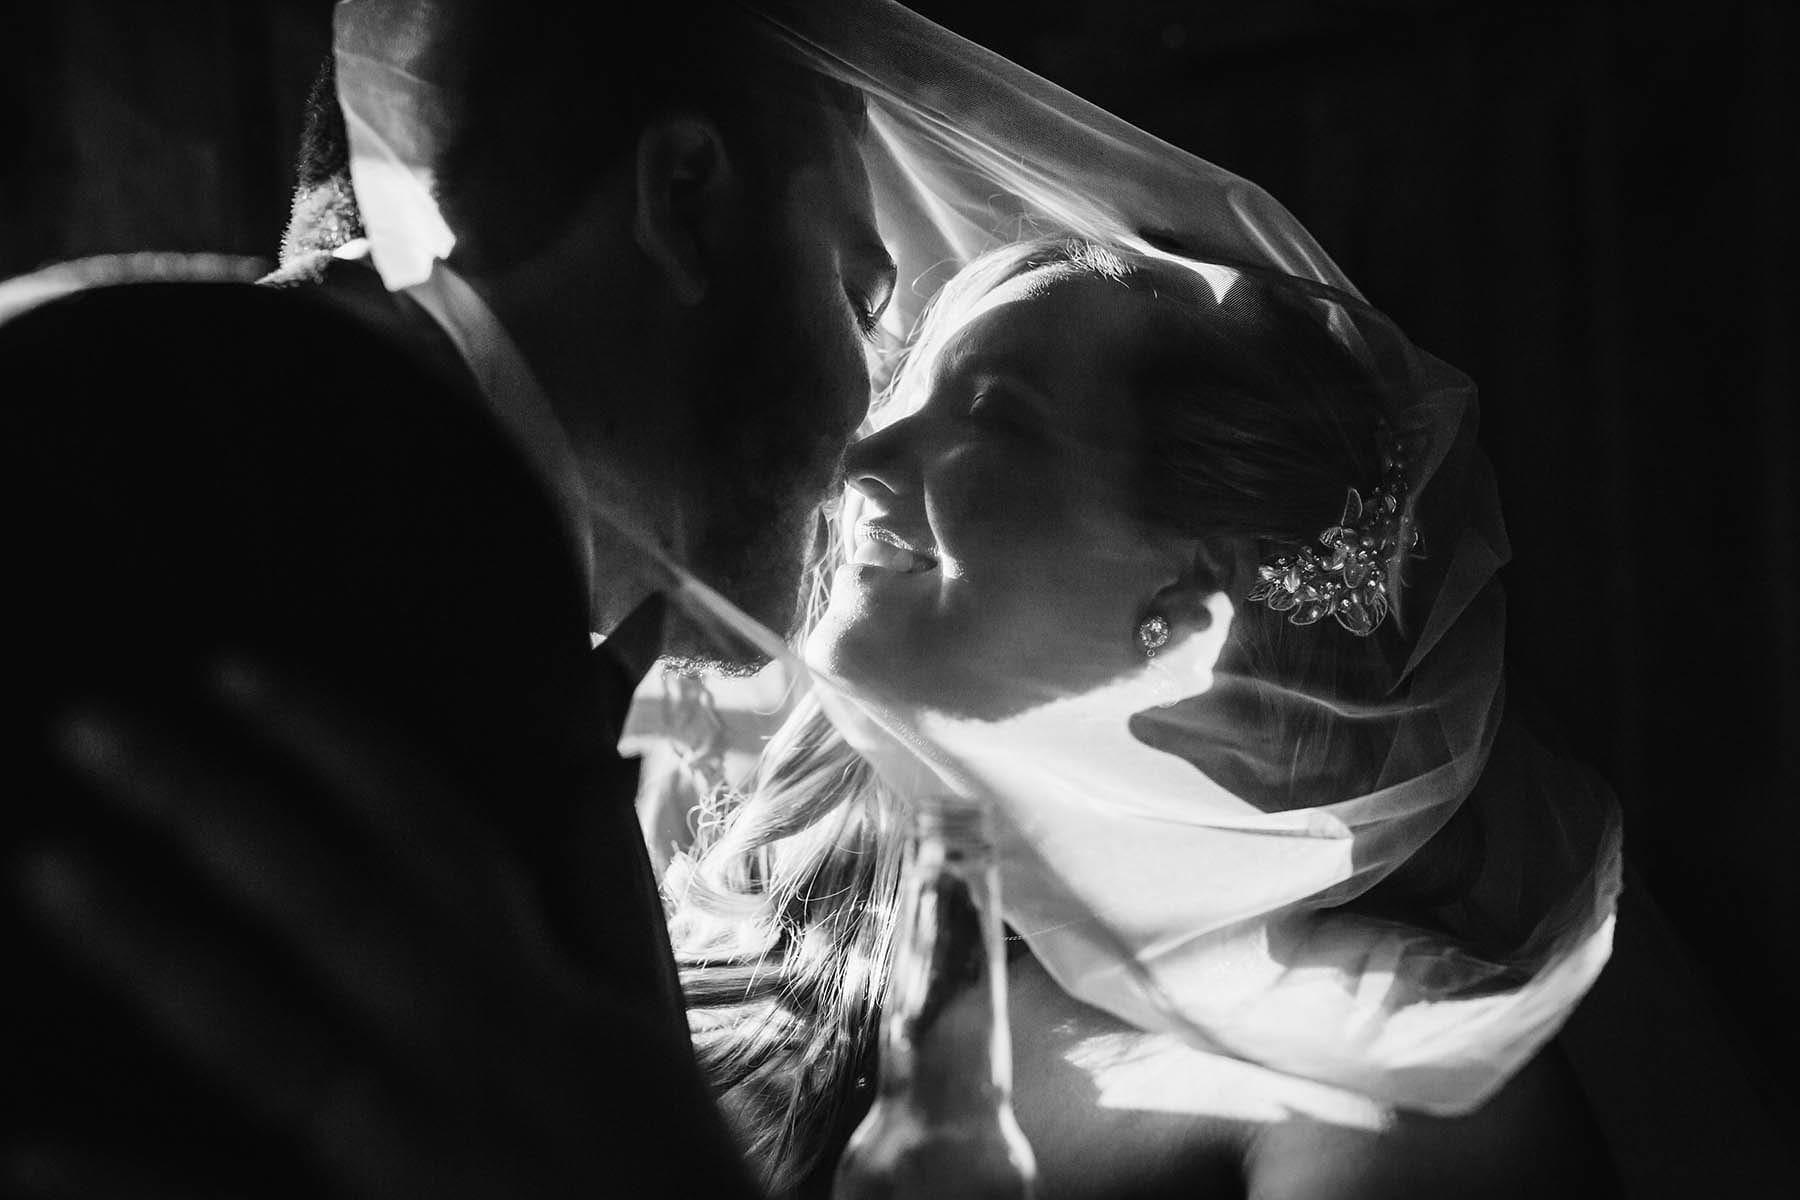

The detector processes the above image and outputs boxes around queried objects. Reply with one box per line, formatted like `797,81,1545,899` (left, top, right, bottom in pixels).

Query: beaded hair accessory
1246,438,1420,637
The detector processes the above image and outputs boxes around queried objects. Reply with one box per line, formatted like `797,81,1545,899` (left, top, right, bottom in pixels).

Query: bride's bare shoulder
1006,955,1617,1200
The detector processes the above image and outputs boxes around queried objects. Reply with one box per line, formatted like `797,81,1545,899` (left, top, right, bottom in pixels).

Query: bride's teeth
854,533,932,573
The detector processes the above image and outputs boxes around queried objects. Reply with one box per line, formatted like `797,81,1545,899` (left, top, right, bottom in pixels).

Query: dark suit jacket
3,262,754,1195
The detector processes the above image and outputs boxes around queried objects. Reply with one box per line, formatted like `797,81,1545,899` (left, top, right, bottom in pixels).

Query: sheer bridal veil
333,0,1621,1115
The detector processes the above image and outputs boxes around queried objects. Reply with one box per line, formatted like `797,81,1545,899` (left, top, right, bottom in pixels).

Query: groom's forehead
821,115,879,212
781,111,882,230
763,78,871,184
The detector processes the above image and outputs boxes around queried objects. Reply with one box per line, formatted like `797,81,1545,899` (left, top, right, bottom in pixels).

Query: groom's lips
853,521,939,574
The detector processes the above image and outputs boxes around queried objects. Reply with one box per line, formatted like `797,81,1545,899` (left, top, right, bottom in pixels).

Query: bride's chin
800,598,891,690
803,573,946,698
799,626,836,674
800,606,856,676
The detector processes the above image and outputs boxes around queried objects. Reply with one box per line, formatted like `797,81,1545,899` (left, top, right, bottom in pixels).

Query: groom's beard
660,253,847,676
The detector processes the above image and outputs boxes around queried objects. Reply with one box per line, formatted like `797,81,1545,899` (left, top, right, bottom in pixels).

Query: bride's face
806,270,1186,719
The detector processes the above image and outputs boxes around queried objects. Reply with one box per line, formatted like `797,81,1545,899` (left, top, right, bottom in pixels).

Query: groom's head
326,1,894,659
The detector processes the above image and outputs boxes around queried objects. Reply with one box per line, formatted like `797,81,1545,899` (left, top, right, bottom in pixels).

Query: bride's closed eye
966,388,1037,437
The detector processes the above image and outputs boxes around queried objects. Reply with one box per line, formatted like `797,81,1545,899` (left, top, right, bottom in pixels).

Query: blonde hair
666,693,898,1196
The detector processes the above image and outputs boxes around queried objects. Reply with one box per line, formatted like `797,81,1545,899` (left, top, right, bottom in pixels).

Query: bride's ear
632,114,741,306
1149,537,1249,640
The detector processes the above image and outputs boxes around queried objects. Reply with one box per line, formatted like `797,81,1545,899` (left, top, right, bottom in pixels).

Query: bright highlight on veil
334,0,1621,1130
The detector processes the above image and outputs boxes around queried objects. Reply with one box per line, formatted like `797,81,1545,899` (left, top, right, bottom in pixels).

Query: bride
666,234,1623,1198
639,3,1796,1193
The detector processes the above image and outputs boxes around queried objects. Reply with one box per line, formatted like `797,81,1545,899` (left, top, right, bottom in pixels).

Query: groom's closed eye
847,241,898,339
848,288,883,338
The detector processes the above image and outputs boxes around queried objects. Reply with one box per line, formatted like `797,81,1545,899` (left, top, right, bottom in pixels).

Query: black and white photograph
3,1,1794,1196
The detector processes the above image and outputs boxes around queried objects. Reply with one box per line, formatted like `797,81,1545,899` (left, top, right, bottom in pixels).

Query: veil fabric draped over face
333,0,1621,1116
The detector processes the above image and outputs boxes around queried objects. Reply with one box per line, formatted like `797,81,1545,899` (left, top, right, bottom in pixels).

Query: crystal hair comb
1246,441,1420,636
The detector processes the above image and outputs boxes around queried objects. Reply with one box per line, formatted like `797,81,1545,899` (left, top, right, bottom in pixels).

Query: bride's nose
844,416,918,502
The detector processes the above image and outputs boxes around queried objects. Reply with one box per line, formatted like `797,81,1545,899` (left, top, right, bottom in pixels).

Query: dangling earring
1136,614,1171,659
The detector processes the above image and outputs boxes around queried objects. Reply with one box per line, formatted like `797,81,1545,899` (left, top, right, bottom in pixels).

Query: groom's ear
632,114,742,306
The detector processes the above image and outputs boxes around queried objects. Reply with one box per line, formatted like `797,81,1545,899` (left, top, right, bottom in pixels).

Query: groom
5,1,891,1194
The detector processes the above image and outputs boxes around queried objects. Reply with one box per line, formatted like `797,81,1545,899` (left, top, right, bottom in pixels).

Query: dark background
4,0,1794,1114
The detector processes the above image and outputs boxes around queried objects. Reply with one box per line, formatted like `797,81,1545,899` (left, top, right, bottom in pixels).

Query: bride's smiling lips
852,520,939,574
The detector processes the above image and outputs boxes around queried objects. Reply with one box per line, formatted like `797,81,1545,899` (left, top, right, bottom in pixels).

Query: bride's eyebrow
938,341,1052,394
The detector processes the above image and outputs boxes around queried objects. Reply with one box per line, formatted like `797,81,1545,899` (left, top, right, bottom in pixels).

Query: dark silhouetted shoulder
2,272,618,1194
